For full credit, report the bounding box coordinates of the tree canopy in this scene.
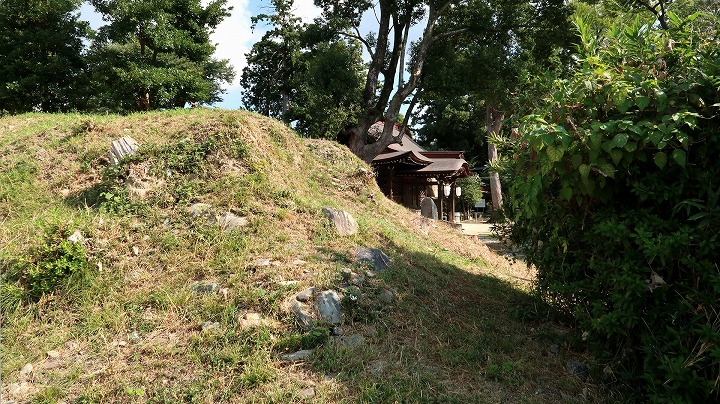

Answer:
[0,0,88,113]
[87,0,234,112]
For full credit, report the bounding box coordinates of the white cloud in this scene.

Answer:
[209,0,321,90]
[292,0,322,24]
[206,0,256,89]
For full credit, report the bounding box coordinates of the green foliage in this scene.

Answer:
[87,0,234,112]
[455,175,484,212]
[0,225,91,307]
[417,0,575,163]
[241,0,364,138]
[504,12,720,401]
[0,0,89,113]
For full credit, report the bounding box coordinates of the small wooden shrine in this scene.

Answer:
[370,123,471,222]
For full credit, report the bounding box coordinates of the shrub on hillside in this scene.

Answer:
[501,13,720,401]
[0,225,90,311]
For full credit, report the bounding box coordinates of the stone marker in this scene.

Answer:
[316,290,342,325]
[322,207,358,236]
[109,136,139,165]
[420,197,438,220]
[356,247,391,271]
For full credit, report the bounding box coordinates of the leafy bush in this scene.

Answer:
[502,13,720,401]
[0,225,91,308]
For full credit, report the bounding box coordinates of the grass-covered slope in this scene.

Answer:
[2,109,606,403]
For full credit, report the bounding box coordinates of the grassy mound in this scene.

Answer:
[1,109,609,402]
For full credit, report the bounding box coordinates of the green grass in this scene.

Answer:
[0,109,619,403]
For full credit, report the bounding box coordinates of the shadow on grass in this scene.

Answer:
[306,238,607,403]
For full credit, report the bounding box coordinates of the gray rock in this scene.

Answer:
[279,280,300,287]
[67,229,84,243]
[7,381,34,399]
[192,281,218,294]
[549,344,560,355]
[378,288,395,304]
[420,197,438,220]
[188,203,213,218]
[356,248,391,271]
[340,334,365,348]
[297,387,316,399]
[567,360,589,380]
[316,290,342,325]
[350,273,365,286]
[109,136,139,165]
[46,350,60,359]
[252,258,271,267]
[201,321,220,331]
[291,301,314,330]
[322,207,358,236]
[280,349,314,362]
[365,270,377,278]
[238,312,264,328]
[292,259,307,266]
[216,212,249,231]
[19,363,33,376]
[296,287,316,303]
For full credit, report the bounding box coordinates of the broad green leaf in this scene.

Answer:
[579,164,591,181]
[676,132,690,149]
[649,131,663,146]
[624,142,637,152]
[613,133,628,148]
[654,151,667,168]
[636,96,650,110]
[597,163,616,178]
[546,145,564,162]
[611,149,624,165]
[571,154,583,168]
[672,149,686,168]
[559,187,573,200]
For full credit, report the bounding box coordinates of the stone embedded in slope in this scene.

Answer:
[355,247,391,271]
[290,300,314,330]
[192,281,218,294]
[188,203,213,218]
[280,349,313,362]
[322,207,358,236]
[316,290,342,325]
[296,287,316,303]
[109,136,139,165]
[216,212,249,231]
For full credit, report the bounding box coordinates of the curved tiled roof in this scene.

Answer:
[371,123,471,179]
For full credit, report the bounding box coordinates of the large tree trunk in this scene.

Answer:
[486,105,503,215]
[338,1,458,164]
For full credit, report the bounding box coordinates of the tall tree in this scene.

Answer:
[417,0,574,212]
[241,0,365,138]
[241,0,303,120]
[323,0,456,163]
[87,0,234,112]
[0,0,88,113]
[289,37,365,138]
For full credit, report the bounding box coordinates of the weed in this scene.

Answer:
[5,224,92,302]
[487,360,517,382]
